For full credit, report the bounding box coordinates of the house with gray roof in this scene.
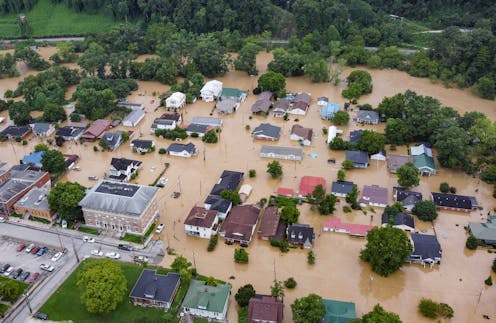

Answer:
[31,123,55,137]
[191,116,222,128]
[387,155,413,173]
[252,123,281,141]
[272,99,290,117]
[129,270,181,310]
[101,131,125,151]
[167,143,197,158]
[287,223,315,249]
[181,280,231,321]
[349,130,363,144]
[0,125,32,140]
[381,212,415,231]
[131,139,155,153]
[331,181,356,197]
[356,110,379,124]
[55,125,85,142]
[108,157,142,182]
[79,180,159,236]
[468,217,496,246]
[216,99,238,114]
[186,124,212,137]
[431,192,477,212]
[409,233,442,268]
[360,185,388,208]
[204,195,232,221]
[260,146,303,161]
[345,150,369,168]
[393,187,422,211]
[123,109,145,127]
[14,186,54,222]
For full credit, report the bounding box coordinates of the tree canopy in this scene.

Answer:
[258,71,286,98]
[396,162,419,188]
[235,284,256,307]
[47,182,86,222]
[280,205,300,224]
[41,149,67,175]
[291,293,326,323]
[412,200,438,222]
[267,160,283,178]
[353,304,402,323]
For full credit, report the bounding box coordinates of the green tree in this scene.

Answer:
[396,162,419,188]
[258,71,286,98]
[235,284,256,307]
[77,259,127,314]
[284,277,297,289]
[47,182,86,222]
[342,160,355,170]
[267,160,283,178]
[329,137,348,150]
[304,58,329,83]
[234,248,249,264]
[466,235,479,250]
[376,93,405,119]
[346,185,360,210]
[171,255,192,272]
[75,88,116,120]
[332,110,350,125]
[220,189,242,206]
[268,48,304,77]
[433,125,471,169]
[270,279,285,301]
[191,40,229,78]
[309,184,326,204]
[234,43,261,75]
[342,70,373,100]
[34,143,48,152]
[8,101,31,126]
[418,298,440,319]
[291,293,326,323]
[360,227,412,276]
[78,43,108,78]
[412,201,438,221]
[280,205,300,224]
[337,170,346,181]
[41,149,67,175]
[475,77,495,100]
[439,182,450,193]
[318,194,337,215]
[42,104,67,122]
[202,130,218,143]
[357,130,385,154]
[0,279,20,303]
[385,118,410,145]
[307,251,316,265]
[353,304,402,323]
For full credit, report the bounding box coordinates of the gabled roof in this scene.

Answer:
[388,155,413,173]
[412,154,436,171]
[381,212,415,229]
[298,176,326,196]
[252,123,281,139]
[32,123,52,134]
[468,221,496,242]
[411,233,442,260]
[123,109,145,124]
[167,143,197,154]
[323,217,374,237]
[82,119,110,139]
[129,270,180,303]
[186,123,211,134]
[184,206,218,228]
[290,124,312,141]
[361,185,388,205]
[317,96,329,103]
[258,91,272,101]
[22,151,44,166]
[321,103,339,117]
[204,195,232,213]
[251,99,272,113]
[322,299,356,323]
[220,204,260,241]
[260,146,303,158]
[210,170,244,196]
[216,99,237,112]
[221,88,246,99]
[287,223,315,245]
[160,113,181,121]
[1,125,31,138]
[410,144,433,157]
[101,131,123,148]
[394,187,422,204]
[431,192,475,210]
[258,206,280,238]
[292,93,311,105]
[191,116,222,127]
[276,187,294,196]
[345,150,369,164]
[357,110,379,122]
[56,126,85,138]
[110,157,142,171]
[131,139,154,150]
[273,99,290,111]
[331,181,355,195]
[182,280,230,314]
[290,101,308,112]
[248,295,283,323]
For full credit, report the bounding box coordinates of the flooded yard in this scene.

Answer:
[0,48,495,322]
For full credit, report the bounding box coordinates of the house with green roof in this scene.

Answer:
[220,88,248,102]
[181,279,231,321]
[468,217,496,246]
[321,299,357,323]
[412,154,436,176]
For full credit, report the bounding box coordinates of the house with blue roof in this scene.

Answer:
[22,151,45,168]
[321,103,340,120]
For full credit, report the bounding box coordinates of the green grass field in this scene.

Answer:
[0,0,120,38]
[39,260,168,323]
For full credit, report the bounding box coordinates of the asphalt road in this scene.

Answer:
[0,222,164,323]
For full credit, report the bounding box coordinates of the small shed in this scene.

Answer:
[166,92,186,110]
[239,184,252,202]
[200,80,223,102]
[123,109,145,127]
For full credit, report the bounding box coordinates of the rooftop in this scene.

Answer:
[0,168,48,203]
[381,212,415,229]
[258,206,280,238]
[252,123,281,139]
[191,116,222,127]
[291,124,313,141]
[361,185,388,205]
[184,206,218,228]
[298,176,326,196]
[110,158,142,172]
[411,233,442,260]
[260,146,303,158]
[345,150,369,164]
[220,204,260,242]
[431,192,475,210]
[248,295,283,323]
[331,181,355,195]
[182,280,231,313]
[14,186,51,211]
[323,217,374,237]
[129,270,180,303]
[210,170,244,196]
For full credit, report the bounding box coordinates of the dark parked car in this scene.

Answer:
[11,268,23,279]
[0,263,10,273]
[37,247,48,256]
[34,312,48,320]
[31,246,40,254]
[27,272,40,283]
[19,271,30,281]
[118,244,133,251]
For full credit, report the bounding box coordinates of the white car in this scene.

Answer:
[105,252,120,259]
[25,243,35,253]
[51,252,63,262]
[0,216,6,223]
[3,266,14,276]
[83,236,95,243]
[91,249,103,257]
[155,223,164,234]
[40,264,54,272]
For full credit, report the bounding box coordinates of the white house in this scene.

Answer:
[181,280,231,321]
[166,92,186,110]
[108,158,142,182]
[184,206,219,239]
[200,80,223,102]
[167,143,197,158]
[122,109,145,127]
[327,126,337,144]
[371,150,387,161]
[290,124,313,146]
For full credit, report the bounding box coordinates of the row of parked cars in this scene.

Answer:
[0,263,40,283]
[17,243,48,256]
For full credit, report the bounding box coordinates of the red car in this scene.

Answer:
[31,246,41,254]
[27,272,40,283]
[17,244,26,252]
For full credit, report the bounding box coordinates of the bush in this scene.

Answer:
[270,239,289,253]
[439,182,450,193]
[202,130,218,143]
[485,276,493,286]
[438,303,454,319]
[190,132,199,138]
[466,235,479,250]
[245,125,250,130]
[343,206,352,213]
[158,148,166,154]
[22,140,28,145]
[249,169,256,178]
[234,248,249,264]
[418,298,440,319]
[307,251,315,265]
[207,234,218,252]
[284,277,297,289]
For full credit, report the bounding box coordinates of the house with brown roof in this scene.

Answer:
[184,206,219,239]
[258,206,285,241]
[360,185,388,208]
[251,98,272,114]
[248,295,283,323]
[290,125,313,146]
[82,119,111,141]
[272,99,290,118]
[219,204,260,246]
[387,155,413,173]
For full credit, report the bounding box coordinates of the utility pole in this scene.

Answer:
[55,226,65,252]
[24,293,33,314]
[71,238,80,263]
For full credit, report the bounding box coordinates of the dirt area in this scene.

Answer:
[0,47,495,322]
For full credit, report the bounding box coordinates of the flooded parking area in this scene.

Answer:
[0,48,495,322]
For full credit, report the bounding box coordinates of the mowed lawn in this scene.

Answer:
[0,0,120,38]
[39,260,168,323]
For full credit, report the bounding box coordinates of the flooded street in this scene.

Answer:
[0,48,495,322]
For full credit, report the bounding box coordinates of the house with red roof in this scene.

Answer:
[82,119,111,141]
[323,217,375,237]
[257,206,286,241]
[276,187,294,197]
[248,295,283,323]
[298,176,326,197]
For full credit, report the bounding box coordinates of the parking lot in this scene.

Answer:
[0,236,66,283]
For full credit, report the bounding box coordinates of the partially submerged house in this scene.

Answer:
[393,187,422,211]
[356,110,379,124]
[321,299,357,323]
[431,192,477,212]
[410,144,436,175]
[129,270,180,310]
[287,223,315,249]
[191,116,222,128]
[219,204,261,245]
[216,99,238,114]
[220,88,247,102]
[381,212,415,231]
[123,109,145,127]
[239,184,252,202]
[349,130,363,144]
[165,92,186,110]
[184,206,219,239]
[345,150,369,168]
[248,295,284,323]
[387,155,413,173]
[0,125,32,140]
[290,125,313,146]
[131,139,155,153]
[272,99,290,118]
[298,176,326,197]
[260,146,303,161]
[151,113,182,132]
[108,157,142,182]
[323,217,374,237]
[204,195,232,221]
[317,96,329,106]
[55,125,85,142]
[101,131,125,151]
[252,123,281,141]
[321,103,339,120]
[82,119,111,142]
[257,206,284,241]
[252,93,273,114]
[360,185,388,208]
[200,80,223,102]
[167,143,197,158]
[287,93,311,115]
[371,150,387,161]
[210,170,244,196]
[468,217,496,246]
[409,233,442,268]
[186,124,212,137]
[181,280,231,321]
[331,181,355,198]
[31,123,55,137]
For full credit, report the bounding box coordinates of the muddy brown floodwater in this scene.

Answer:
[0,48,495,322]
